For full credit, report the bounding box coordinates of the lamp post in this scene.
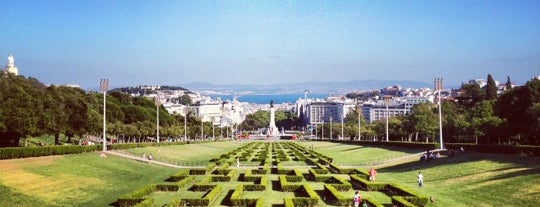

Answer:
[357,99,362,141]
[435,78,444,150]
[201,119,204,140]
[184,106,188,142]
[322,121,324,139]
[330,117,333,140]
[155,95,160,143]
[100,79,108,151]
[315,123,318,139]
[341,111,344,140]
[212,117,215,140]
[384,95,392,142]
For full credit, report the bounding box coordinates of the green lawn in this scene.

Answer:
[122,141,250,165]
[0,153,178,207]
[376,151,540,207]
[1,140,538,207]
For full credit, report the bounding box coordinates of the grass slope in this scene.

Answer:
[1,140,538,207]
[0,153,178,206]
[377,152,540,207]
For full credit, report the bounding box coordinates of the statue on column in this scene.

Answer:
[267,100,279,137]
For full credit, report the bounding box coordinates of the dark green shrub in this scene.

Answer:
[189,169,206,175]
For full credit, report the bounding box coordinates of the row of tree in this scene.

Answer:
[240,75,539,145]
[1,73,538,147]
[0,74,231,147]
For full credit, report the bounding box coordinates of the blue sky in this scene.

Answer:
[1,0,539,89]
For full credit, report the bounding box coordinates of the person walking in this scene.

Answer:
[353,191,361,207]
[148,154,153,164]
[142,152,147,163]
[417,171,424,187]
[369,167,377,182]
[236,157,240,168]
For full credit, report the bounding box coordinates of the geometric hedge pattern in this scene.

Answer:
[115,141,427,207]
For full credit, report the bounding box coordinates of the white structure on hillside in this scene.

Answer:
[4,54,18,75]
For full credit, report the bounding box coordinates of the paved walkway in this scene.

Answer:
[104,150,205,169]
[104,148,446,170]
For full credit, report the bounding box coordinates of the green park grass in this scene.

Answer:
[1,140,538,207]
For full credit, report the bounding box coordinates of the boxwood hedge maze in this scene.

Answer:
[115,141,428,207]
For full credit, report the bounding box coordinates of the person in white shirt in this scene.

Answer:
[417,171,424,187]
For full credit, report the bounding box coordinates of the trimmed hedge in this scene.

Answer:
[230,185,264,206]
[0,145,100,159]
[0,139,229,160]
[392,196,417,207]
[279,175,302,192]
[326,176,352,191]
[116,184,156,207]
[350,175,386,191]
[166,170,189,182]
[189,169,206,175]
[323,184,349,206]
[386,184,428,207]
[284,169,303,182]
[180,185,222,206]
[283,185,319,207]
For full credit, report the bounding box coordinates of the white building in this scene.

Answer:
[3,54,18,75]
[191,100,222,123]
[307,102,344,124]
[362,97,431,123]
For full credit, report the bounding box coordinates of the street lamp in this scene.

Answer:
[435,78,444,150]
[315,123,318,139]
[155,95,160,143]
[321,121,324,139]
[212,117,215,140]
[184,106,188,141]
[100,79,108,151]
[356,99,362,141]
[329,117,333,140]
[201,119,204,140]
[341,111,344,140]
[384,95,392,142]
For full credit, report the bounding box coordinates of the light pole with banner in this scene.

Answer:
[356,99,361,141]
[155,95,160,143]
[384,95,392,142]
[435,78,444,150]
[329,117,333,140]
[100,79,108,151]
[184,106,188,141]
[341,111,344,140]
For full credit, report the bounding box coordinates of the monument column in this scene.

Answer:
[268,100,279,137]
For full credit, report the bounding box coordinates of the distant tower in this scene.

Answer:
[4,54,19,75]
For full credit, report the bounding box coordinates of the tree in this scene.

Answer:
[496,79,540,144]
[179,94,192,105]
[0,75,46,147]
[485,74,498,100]
[239,111,269,130]
[409,103,438,142]
[457,83,485,108]
[440,102,469,143]
[469,100,502,144]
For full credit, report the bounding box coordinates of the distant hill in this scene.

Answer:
[181,79,432,94]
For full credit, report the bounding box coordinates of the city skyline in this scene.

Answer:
[1,0,539,89]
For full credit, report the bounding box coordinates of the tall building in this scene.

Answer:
[362,97,431,123]
[307,102,344,124]
[4,54,19,75]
